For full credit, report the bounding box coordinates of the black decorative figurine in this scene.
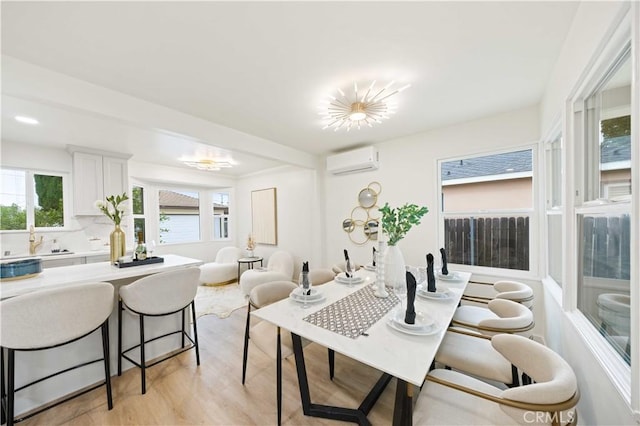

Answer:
[426,253,437,293]
[404,271,417,325]
[440,248,449,276]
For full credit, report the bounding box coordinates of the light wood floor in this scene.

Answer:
[15,306,400,425]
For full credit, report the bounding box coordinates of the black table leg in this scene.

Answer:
[392,379,413,426]
[291,333,393,426]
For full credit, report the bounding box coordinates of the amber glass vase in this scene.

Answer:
[110,224,126,264]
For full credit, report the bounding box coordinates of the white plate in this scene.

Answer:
[290,293,326,304]
[290,288,322,300]
[335,274,364,285]
[364,264,376,271]
[386,318,442,336]
[417,289,451,300]
[437,271,460,281]
[392,309,434,331]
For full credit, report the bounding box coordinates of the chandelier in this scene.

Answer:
[320,81,410,131]
[183,159,233,171]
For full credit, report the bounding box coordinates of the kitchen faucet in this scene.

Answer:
[29,225,44,255]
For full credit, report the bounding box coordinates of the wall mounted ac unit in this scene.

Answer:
[326,146,379,175]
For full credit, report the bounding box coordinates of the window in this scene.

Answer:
[212,191,230,239]
[545,134,564,285]
[158,189,200,244]
[439,148,534,271]
[132,185,146,242]
[0,168,66,230]
[575,46,631,366]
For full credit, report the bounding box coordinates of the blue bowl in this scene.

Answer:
[1,258,43,280]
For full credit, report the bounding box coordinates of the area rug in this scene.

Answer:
[195,284,247,319]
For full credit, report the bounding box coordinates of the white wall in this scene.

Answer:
[323,105,540,270]
[236,165,324,278]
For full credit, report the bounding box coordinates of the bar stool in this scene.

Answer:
[1,282,114,426]
[117,267,201,394]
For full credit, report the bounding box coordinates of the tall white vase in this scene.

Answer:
[384,244,406,295]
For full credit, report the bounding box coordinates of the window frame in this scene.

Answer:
[564,11,637,410]
[0,167,71,232]
[437,144,539,279]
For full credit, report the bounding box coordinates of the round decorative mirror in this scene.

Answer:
[364,219,379,239]
[342,218,355,233]
[358,188,377,208]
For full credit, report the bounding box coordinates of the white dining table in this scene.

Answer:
[252,268,471,425]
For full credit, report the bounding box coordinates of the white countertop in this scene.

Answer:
[1,249,113,262]
[0,254,203,299]
[253,269,471,387]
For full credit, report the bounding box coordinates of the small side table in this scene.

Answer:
[238,257,264,282]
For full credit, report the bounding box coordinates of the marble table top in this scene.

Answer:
[253,268,470,386]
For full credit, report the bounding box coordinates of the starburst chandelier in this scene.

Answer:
[320,80,410,131]
[183,159,233,171]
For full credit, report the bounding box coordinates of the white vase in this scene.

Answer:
[384,244,406,295]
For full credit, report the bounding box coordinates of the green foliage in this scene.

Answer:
[34,175,63,211]
[159,212,170,244]
[601,115,630,139]
[379,202,429,246]
[0,204,27,230]
[132,186,144,214]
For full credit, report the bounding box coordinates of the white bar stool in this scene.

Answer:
[117,267,201,394]
[1,282,114,426]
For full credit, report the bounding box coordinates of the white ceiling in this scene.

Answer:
[1,1,579,175]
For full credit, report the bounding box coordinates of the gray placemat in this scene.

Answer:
[303,284,400,339]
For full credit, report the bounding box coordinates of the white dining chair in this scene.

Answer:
[117,267,201,394]
[435,328,520,387]
[242,280,299,426]
[462,280,534,309]
[1,282,114,426]
[451,298,535,337]
[416,334,579,425]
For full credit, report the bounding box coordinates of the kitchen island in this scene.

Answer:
[1,254,203,417]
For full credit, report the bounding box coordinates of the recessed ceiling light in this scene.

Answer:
[15,116,39,125]
[506,168,515,172]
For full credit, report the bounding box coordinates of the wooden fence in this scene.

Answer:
[581,214,631,280]
[444,216,529,271]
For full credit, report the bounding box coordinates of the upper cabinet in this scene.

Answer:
[67,145,131,215]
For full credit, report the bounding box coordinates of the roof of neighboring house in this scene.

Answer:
[158,190,229,209]
[442,149,532,181]
[159,190,199,208]
[601,135,631,164]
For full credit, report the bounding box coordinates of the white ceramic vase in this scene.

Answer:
[384,244,406,295]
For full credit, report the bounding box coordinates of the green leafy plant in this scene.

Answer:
[379,202,429,246]
[95,192,129,225]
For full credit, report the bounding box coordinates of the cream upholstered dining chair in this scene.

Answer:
[118,267,201,394]
[331,261,362,275]
[416,334,580,425]
[435,328,520,387]
[239,250,294,296]
[462,280,534,309]
[451,298,535,337]
[1,282,114,426]
[199,246,242,285]
[308,268,336,285]
[242,280,301,426]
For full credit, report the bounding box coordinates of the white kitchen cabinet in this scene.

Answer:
[68,146,131,215]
